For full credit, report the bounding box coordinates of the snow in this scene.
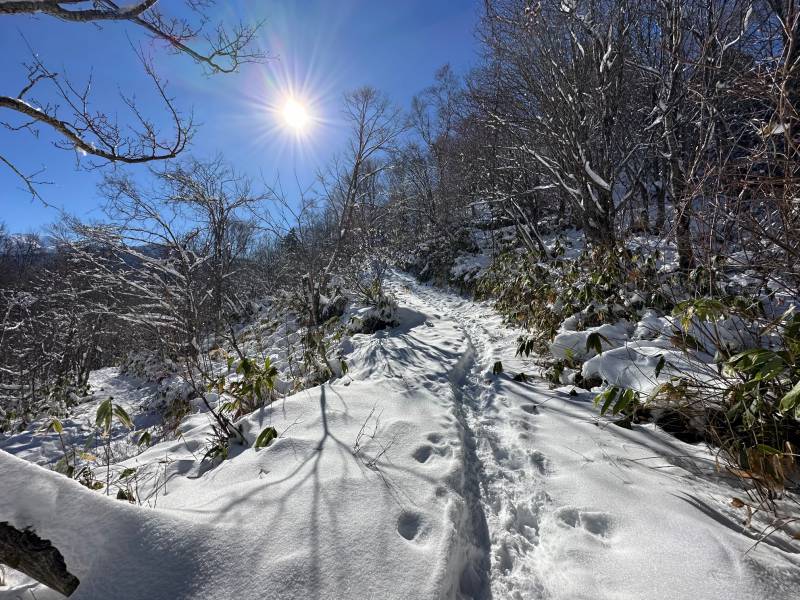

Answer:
[581,340,689,395]
[0,367,165,470]
[2,272,799,599]
[451,253,491,284]
[631,309,675,340]
[583,160,611,191]
[549,321,631,361]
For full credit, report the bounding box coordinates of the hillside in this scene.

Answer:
[2,273,798,599]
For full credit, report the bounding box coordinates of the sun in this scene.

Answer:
[282,98,310,131]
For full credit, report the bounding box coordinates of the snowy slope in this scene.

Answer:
[0,367,162,467]
[2,272,800,599]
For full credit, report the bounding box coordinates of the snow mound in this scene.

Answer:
[581,341,689,395]
[550,321,631,361]
[0,277,485,600]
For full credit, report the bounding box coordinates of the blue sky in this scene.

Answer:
[0,1,480,232]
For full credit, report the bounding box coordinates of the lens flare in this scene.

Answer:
[282,99,310,131]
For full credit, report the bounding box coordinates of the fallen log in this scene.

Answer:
[0,522,79,596]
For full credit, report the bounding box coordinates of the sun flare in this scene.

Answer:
[282,99,310,131]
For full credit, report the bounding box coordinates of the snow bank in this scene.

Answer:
[450,253,491,284]
[0,451,232,600]
[1,277,485,600]
[631,309,675,340]
[549,321,631,361]
[581,341,688,394]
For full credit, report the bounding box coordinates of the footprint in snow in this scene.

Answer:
[412,442,449,463]
[529,450,550,475]
[397,510,430,542]
[413,445,434,463]
[554,507,613,538]
[509,418,532,431]
[427,432,445,444]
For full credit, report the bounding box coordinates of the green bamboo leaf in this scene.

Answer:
[779,380,800,413]
[597,387,619,416]
[585,331,607,355]
[51,417,63,434]
[96,398,113,433]
[613,389,637,415]
[113,405,134,429]
[118,467,137,480]
[254,426,278,449]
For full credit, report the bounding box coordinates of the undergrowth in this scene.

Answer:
[479,240,800,519]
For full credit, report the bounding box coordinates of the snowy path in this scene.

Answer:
[390,275,560,598]
[2,273,800,600]
[388,274,800,600]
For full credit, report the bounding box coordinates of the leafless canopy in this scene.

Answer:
[0,0,266,200]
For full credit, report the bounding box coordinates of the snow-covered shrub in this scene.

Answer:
[349,291,399,335]
[321,293,348,322]
[404,229,478,285]
[592,297,800,498]
[120,350,191,405]
[119,350,179,382]
[480,242,668,355]
[450,252,491,290]
[118,350,197,441]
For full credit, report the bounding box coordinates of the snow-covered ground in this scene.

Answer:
[2,273,799,599]
[0,368,162,468]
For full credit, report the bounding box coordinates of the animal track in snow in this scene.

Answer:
[413,445,434,463]
[413,442,448,463]
[397,510,429,542]
[554,507,613,538]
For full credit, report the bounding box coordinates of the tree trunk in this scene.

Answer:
[582,189,616,248]
[0,522,80,596]
[655,181,666,232]
[676,200,694,271]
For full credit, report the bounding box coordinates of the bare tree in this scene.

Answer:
[307,87,405,324]
[479,0,649,248]
[402,65,468,240]
[154,157,262,335]
[1,0,265,199]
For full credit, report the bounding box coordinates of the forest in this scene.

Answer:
[0,1,799,599]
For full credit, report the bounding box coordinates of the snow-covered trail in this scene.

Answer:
[2,273,800,600]
[388,273,800,600]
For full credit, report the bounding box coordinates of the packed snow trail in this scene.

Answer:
[2,272,800,599]
[387,273,800,600]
